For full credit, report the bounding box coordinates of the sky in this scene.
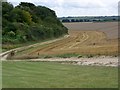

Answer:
[7,0,119,17]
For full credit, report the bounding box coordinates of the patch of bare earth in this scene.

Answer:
[10,56,118,67]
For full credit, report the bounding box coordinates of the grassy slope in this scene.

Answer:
[2,61,118,88]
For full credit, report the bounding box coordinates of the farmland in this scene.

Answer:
[63,22,118,39]
[1,1,119,89]
[2,22,118,88]
[13,22,118,59]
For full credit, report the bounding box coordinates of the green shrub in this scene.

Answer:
[56,53,80,58]
[77,55,83,58]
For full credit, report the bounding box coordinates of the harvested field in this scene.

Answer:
[63,22,118,39]
[13,22,118,58]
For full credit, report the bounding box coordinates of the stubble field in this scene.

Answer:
[14,22,118,58]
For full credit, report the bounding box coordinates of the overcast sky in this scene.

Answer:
[8,0,119,17]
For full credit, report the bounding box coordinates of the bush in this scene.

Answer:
[56,53,80,58]
[7,31,16,37]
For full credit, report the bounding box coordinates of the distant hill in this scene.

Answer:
[2,2,68,44]
[59,16,118,23]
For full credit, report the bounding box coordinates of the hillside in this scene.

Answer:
[2,2,68,45]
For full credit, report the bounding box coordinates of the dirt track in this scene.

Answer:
[32,56,118,67]
[5,56,118,67]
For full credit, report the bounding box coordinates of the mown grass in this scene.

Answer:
[2,61,118,88]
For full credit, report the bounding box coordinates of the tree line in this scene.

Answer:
[2,2,68,44]
[60,16,118,23]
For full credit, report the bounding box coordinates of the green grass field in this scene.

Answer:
[2,61,118,88]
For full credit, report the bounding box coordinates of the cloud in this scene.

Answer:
[8,0,119,17]
[62,0,106,8]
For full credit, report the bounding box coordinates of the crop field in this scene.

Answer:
[2,61,118,88]
[63,22,118,39]
[13,22,118,59]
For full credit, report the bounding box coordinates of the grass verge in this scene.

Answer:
[11,53,94,59]
[2,35,66,52]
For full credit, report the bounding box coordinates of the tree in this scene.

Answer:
[2,2,13,15]
[62,19,70,22]
[22,10,32,24]
[2,2,13,21]
[10,8,32,24]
